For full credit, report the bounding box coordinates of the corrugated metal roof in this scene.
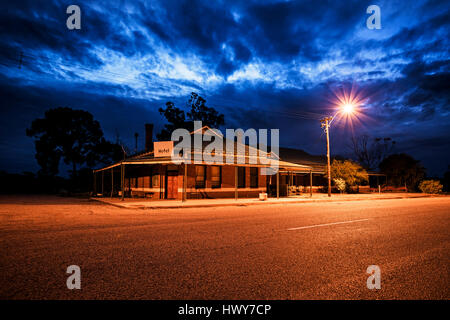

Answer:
[94,126,316,173]
[278,147,327,173]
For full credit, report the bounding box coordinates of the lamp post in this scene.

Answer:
[320,116,333,197]
[321,103,355,197]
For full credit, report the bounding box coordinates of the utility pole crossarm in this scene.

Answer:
[320,116,333,130]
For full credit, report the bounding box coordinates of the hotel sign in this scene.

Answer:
[154,141,174,157]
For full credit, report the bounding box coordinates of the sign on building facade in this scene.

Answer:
[154,141,174,157]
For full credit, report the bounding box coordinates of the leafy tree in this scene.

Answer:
[93,139,124,164]
[350,135,395,170]
[419,180,443,194]
[157,92,225,140]
[329,159,369,188]
[157,101,190,141]
[27,107,122,177]
[379,153,425,191]
[187,92,225,128]
[33,137,61,177]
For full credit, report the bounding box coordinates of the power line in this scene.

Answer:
[0,47,333,124]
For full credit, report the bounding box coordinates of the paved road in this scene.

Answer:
[0,195,448,299]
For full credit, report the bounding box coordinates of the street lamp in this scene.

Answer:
[321,102,356,197]
[342,103,354,114]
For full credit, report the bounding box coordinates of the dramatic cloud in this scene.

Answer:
[0,0,449,176]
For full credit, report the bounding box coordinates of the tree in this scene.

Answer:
[329,160,369,190]
[27,107,121,177]
[157,101,190,141]
[92,139,124,164]
[379,153,425,191]
[187,92,225,128]
[157,92,225,140]
[419,180,443,194]
[350,135,395,170]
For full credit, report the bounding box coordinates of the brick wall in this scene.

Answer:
[125,164,269,200]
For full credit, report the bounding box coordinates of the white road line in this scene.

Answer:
[287,218,370,231]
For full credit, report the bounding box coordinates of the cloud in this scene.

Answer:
[0,0,449,176]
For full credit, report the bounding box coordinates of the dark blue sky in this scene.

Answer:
[0,0,449,176]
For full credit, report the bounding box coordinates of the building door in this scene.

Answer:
[166,171,178,199]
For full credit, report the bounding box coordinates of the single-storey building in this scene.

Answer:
[277,147,388,193]
[275,147,327,196]
[93,124,324,200]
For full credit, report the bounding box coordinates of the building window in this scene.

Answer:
[195,165,206,188]
[150,167,159,187]
[151,174,159,187]
[211,166,221,188]
[250,167,258,188]
[238,167,246,188]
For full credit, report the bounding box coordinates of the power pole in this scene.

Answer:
[321,117,333,197]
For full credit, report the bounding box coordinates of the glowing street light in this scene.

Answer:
[343,103,355,114]
[321,99,358,197]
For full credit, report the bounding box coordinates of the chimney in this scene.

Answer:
[145,123,154,152]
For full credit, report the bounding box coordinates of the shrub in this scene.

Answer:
[334,178,346,194]
[418,180,443,194]
[329,160,369,187]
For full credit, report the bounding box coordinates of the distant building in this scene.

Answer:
[276,147,327,196]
